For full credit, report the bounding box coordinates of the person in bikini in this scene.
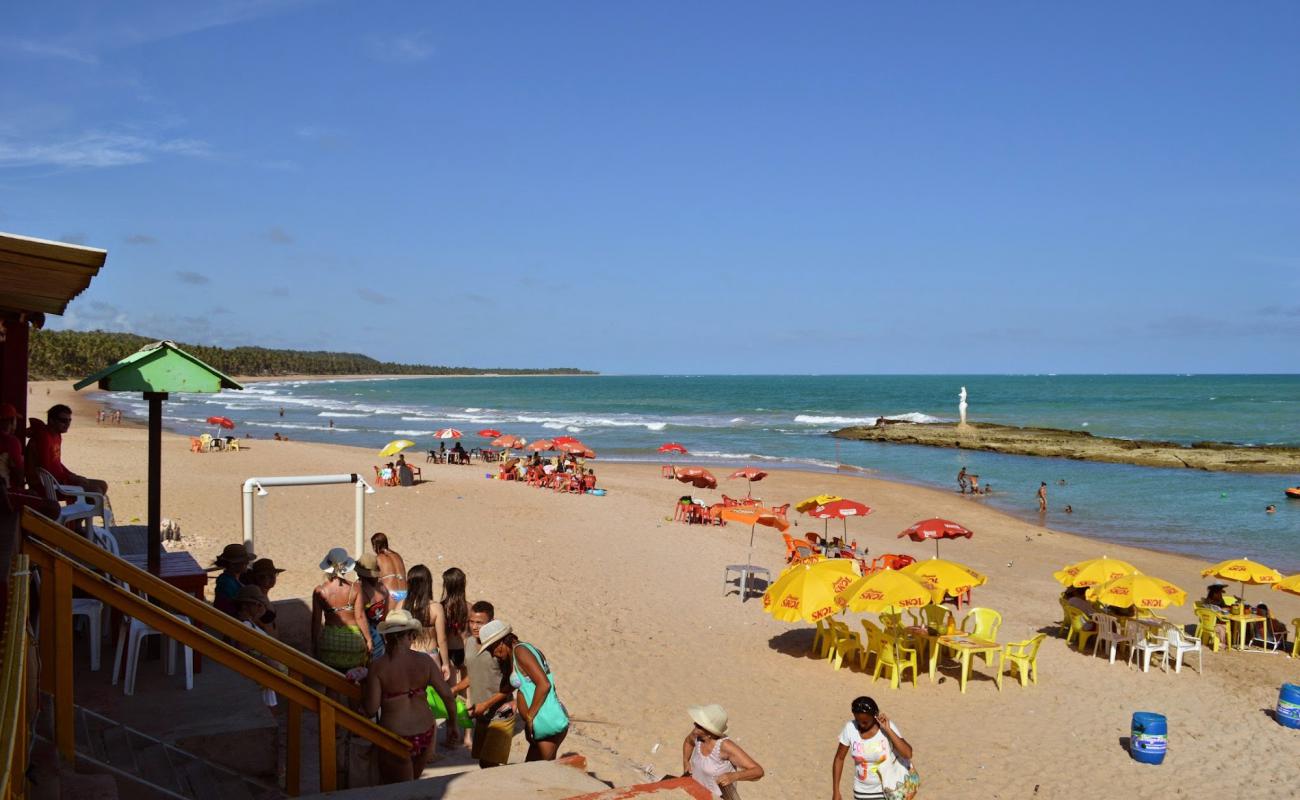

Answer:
[312,548,367,674]
[363,609,457,783]
[371,532,409,610]
[352,553,392,660]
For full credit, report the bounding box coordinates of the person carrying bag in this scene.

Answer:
[831,696,920,800]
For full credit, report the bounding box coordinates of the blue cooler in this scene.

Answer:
[1130,712,1167,764]
[1278,684,1300,729]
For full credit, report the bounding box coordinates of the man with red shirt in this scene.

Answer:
[25,404,108,497]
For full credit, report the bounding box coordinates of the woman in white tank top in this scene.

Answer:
[680,704,764,798]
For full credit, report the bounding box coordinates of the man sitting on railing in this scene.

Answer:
[25,404,109,499]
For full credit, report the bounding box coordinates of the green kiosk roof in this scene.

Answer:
[73,340,244,394]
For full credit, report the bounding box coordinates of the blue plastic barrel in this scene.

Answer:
[1278,684,1300,729]
[1130,712,1167,764]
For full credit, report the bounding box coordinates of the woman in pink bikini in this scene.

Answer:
[363,610,457,783]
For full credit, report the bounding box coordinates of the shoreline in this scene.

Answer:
[833,420,1300,474]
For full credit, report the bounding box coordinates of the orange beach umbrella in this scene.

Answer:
[807,498,872,540]
[721,506,792,596]
[492,435,525,449]
[675,467,717,490]
[899,518,973,558]
[477,428,502,438]
[526,439,555,452]
[728,467,768,498]
[432,428,463,439]
[659,442,689,455]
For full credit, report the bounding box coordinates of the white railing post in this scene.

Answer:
[241,474,373,557]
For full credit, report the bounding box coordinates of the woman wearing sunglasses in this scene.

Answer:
[832,696,914,800]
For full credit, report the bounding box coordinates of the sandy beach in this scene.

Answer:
[35,380,1300,798]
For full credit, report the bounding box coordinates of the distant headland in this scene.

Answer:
[832,420,1300,473]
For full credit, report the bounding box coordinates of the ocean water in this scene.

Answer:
[112,374,1300,571]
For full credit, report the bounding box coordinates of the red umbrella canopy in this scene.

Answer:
[808,499,872,519]
[526,439,556,452]
[478,428,503,438]
[719,506,791,532]
[728,467,769,482]
[675,467,717,490]
[558,441,595,457]
[658,442,689,455]
[492,435,526,448]
[206,416,235,429]
[899,518,974,557]
[551,436,581,447]
[433,428,463,439]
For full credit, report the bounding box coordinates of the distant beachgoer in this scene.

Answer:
[1037,482,1048,513]
[479,620,570,761]
[1265,505,1276,513]
[831,696,913,800]
[681,704,764,798]
[352,553,391,659]
[371,532,408,610]
[363,609,457,783]
[211,543,254,615]
[1064,505,1073,514]
[1063,587,1096,631]
[455,600,514,767]
[956,467,967,494]
[442,568,470,684]
[312,548,366,673]
[397,454,414,486]
[982,483,991,495]
[328,418,334,429]
[273,432,283,441]
[439,442,447,462]
[968,474,979,494]
[279,406,284,417]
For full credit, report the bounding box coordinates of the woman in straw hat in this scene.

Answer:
[363,609,457,783]
[210,543,254,615]
[680,704,764,798]
[479,620,569,762]
[312,548,367,673]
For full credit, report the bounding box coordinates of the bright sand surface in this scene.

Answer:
[35,380,1300,797]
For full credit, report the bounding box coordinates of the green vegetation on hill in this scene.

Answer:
[29,329,595,379]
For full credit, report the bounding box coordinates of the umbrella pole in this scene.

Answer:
[145,391,167,575]
[935,539,940,559]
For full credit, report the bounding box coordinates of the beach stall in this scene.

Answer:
[74,341,243,574]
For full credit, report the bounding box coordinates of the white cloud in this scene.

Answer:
[0,36,97,64]
[0,131,212,169]
[364,31,435,64]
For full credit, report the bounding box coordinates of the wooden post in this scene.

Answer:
[52,557,73,761]
[145,392,167,575]
[317,702,337,793]
[285,671,301,796]
[37,554,54,695]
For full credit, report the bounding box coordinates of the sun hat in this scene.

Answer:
[248,557,286,576]
[235,584,269,606]
[319,547,355,575]
[354,552,381,578]
[211,543,255,568]
[688,704,729,737]
[376,609,422,636]
[477,619,512,654]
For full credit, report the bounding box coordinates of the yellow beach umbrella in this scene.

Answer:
[761,558,860,623]
[901,557,987,600]
[1201,557,1282,602]
[1053,556,1138,588]
[835,568,942,614]
[1271,573,1300,598]
[795,494,842,514]
[378,439,415,457]
[1086,573,1187,611]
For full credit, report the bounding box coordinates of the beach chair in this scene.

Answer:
[960,608,1002,664]
[1056,597,1072,637]
[199,433,213,451]
[1246,617,1285,652]
[771,503,790,520]
[189,436,203,453]
[828,623,867,672]
[858,620,882,671]
[1064,607,1096,653]
[878,611,905,632]
[997,634,1047,690]
[869,629,918,689]
[811,619,834,659]
[920,603,954,634]
[1292,619,1300,659]
[38,469,114,530]
[1192,608,1223,652]
[1127,621,1169,672]
[226,438,240,452]
[661,465,674,479]
[1162,624,1203,674]
[1091,614,1134,665]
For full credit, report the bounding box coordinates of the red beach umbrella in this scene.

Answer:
[658,442,689,455]
[527,439,556,452]
[899,518,974,558]
[432,428,463,439]
[206,416,235,429]
[552,436,581,447]
[675,467,717,490]
[558,441,595,457]
[492,435,525,449]
[478,428,503,438]
[728,467,769,498]
[808,498,873,540]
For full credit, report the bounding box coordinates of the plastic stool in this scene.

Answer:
[71,598,104,671]
[112,614,194,695]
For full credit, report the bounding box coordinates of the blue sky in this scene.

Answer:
[3,1,1298,373]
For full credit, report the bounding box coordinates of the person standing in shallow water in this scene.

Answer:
[956,467,968,494]
[1037,482,1048,513]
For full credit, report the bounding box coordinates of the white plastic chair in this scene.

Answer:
[71,598,104,671]
[1127,621,1169,673]
[37,469,115,529]
[1247,619,1285,653]
[1091,614,1134,664]
[111,598,194,696]
[1163,625,1203,674]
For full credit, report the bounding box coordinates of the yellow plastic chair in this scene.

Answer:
[198,433,213,452]
[811,619,833,658]
[921,603,955,634]
[878,611,904,632]
[998,633,1047,690]
[227,438,241,452]
[868,629,918,689]
[1057,596,1072,637]
[960,607,1002,664]
[1193,608,1223,652]
[1291,619,1299,659]
[858,619,882,672]
[829,624,867,672]
[823,620,850,662]
[1064,607,1096,653]
[1134,607,1166,621]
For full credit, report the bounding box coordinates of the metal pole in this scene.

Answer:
[145,391,167,574]
[242,482,256,554]
[354,479,365,558]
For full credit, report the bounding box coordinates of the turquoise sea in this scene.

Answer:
[115,374,1300,571]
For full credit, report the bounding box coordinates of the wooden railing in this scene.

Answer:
[1,554,33,800]
[17,509,409,795]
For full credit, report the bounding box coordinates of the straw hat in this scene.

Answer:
[211,543,255,568]
[477,620,512,654]
[319,547,355,575]
[248,558,286,576]
[688,704,729,737]
[354,552,381,578]
[235,584,269,606]
[376,609,422,636]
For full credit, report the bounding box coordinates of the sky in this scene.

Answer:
[3,1,1298,374]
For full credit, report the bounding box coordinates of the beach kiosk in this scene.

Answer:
[74,341,243,574]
